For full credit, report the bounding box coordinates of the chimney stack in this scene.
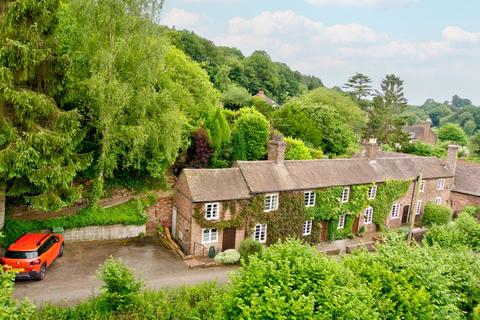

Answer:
[446,144,459,174]
[365,137,377,160]
[268,135,287,165]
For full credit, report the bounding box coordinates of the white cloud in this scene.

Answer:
[161,8,201,28]
[324,23,388,43]
[339,40,450,59]
[307,0,417,6]
[442,26,480,43]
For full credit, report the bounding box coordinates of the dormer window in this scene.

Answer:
[205,203,219,220]
[341,187,350,203]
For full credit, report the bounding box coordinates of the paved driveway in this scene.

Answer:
[13,237,236,305]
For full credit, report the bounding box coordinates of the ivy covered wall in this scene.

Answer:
[192,180,410,244]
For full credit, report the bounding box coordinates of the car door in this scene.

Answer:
[41,237,56,266]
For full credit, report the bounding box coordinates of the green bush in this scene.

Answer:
[4,198,151,245]
[214,249,241,264]
[238,238,264,264]
[1,240,36,319]
[425,213,480,250]
[422,203,452,227]
[463,205,480,219]
[98,257,144,312]
[284,136,313,160]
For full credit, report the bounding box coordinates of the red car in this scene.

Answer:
[1,233,64,280]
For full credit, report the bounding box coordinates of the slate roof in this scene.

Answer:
[452,162,480,196]
[237,157,453,194]
[181,168,251,202]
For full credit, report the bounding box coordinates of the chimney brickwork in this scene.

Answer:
[446,144,460,175]
[268,135,287,165]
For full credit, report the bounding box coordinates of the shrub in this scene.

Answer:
[214,249,241,264]
[238,238,264,264]
[284,137,313,160]
[463,205,480,219]
[233,108,270,161]
[425,213,480,250]
[97,257,144,312]
[422,203,452,227]
[1,242,36,319]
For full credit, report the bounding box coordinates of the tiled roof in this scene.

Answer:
[181,168,251,202]
[452,162,480,196]
[236,158,452,193]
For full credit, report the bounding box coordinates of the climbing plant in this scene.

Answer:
[369,180,409,231]
[192,180,409,243]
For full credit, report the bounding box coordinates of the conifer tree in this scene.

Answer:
[0,0,90,220]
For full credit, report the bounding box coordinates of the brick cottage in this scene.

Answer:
[172,135,466,256]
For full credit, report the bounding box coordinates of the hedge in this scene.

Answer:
[3,197,153,245]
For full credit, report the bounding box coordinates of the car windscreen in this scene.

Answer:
[4,251,38,259]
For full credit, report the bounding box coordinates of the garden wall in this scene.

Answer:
[63,224,146,242]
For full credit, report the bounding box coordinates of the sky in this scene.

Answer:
[160,0,480,105]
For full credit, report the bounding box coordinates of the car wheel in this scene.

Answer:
[58,243,64,257]
[37,264,46,281]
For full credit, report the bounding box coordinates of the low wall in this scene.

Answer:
[63,224,146,242]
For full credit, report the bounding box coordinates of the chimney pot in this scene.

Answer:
[268,135,287,165]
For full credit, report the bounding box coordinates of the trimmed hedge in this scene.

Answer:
[422,203,452,227]
[3,197,153,245]
[214,249,241,264]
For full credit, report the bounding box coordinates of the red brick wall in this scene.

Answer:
[451,192,480,213]
[146,194,173,234]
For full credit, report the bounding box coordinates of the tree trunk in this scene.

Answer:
[0,180,6,230]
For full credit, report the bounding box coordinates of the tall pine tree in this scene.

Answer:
[0,0,89,221]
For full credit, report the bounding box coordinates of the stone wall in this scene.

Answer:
[63,224,146,242]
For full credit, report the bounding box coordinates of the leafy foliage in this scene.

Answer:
[186,127,213,168]
[402,141,446,157]
[438,123,468,145]
[224,239,378,319]
[220,85,252,110]
[214,249,241,264]
[232,108,269,161]
[98,257,144,312]
[0,0,90,211]
[425,212,480,250]
[3,198,151,245]
[238,238,264,265]
[422,203,453,227]
[284,137,314,160]
[343,72,372,101]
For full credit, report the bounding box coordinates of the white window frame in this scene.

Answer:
[337,215,346,229]
[437,178,445,191]
[415,200,422,215]
[364,206,373,224]
[204,202,220,220]
[253,224,267,243]
[341,187,350,203]
[420,180,425,193]
[368,185,377,199]
[304,191,316,207]
[303,220,313,235]
[264,193,279,212]
[201,228,218,244]
[435,197,442,205]
[391,204,401,219]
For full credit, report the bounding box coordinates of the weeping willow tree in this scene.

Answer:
[58,0,220,202]
[0,0,90,221]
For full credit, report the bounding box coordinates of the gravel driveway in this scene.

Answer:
[13,237,236,305]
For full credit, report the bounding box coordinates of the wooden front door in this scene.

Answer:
[321,221,328,241]
[222,228,236,250]
[401,205,410,225]
[352,216,360,234]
